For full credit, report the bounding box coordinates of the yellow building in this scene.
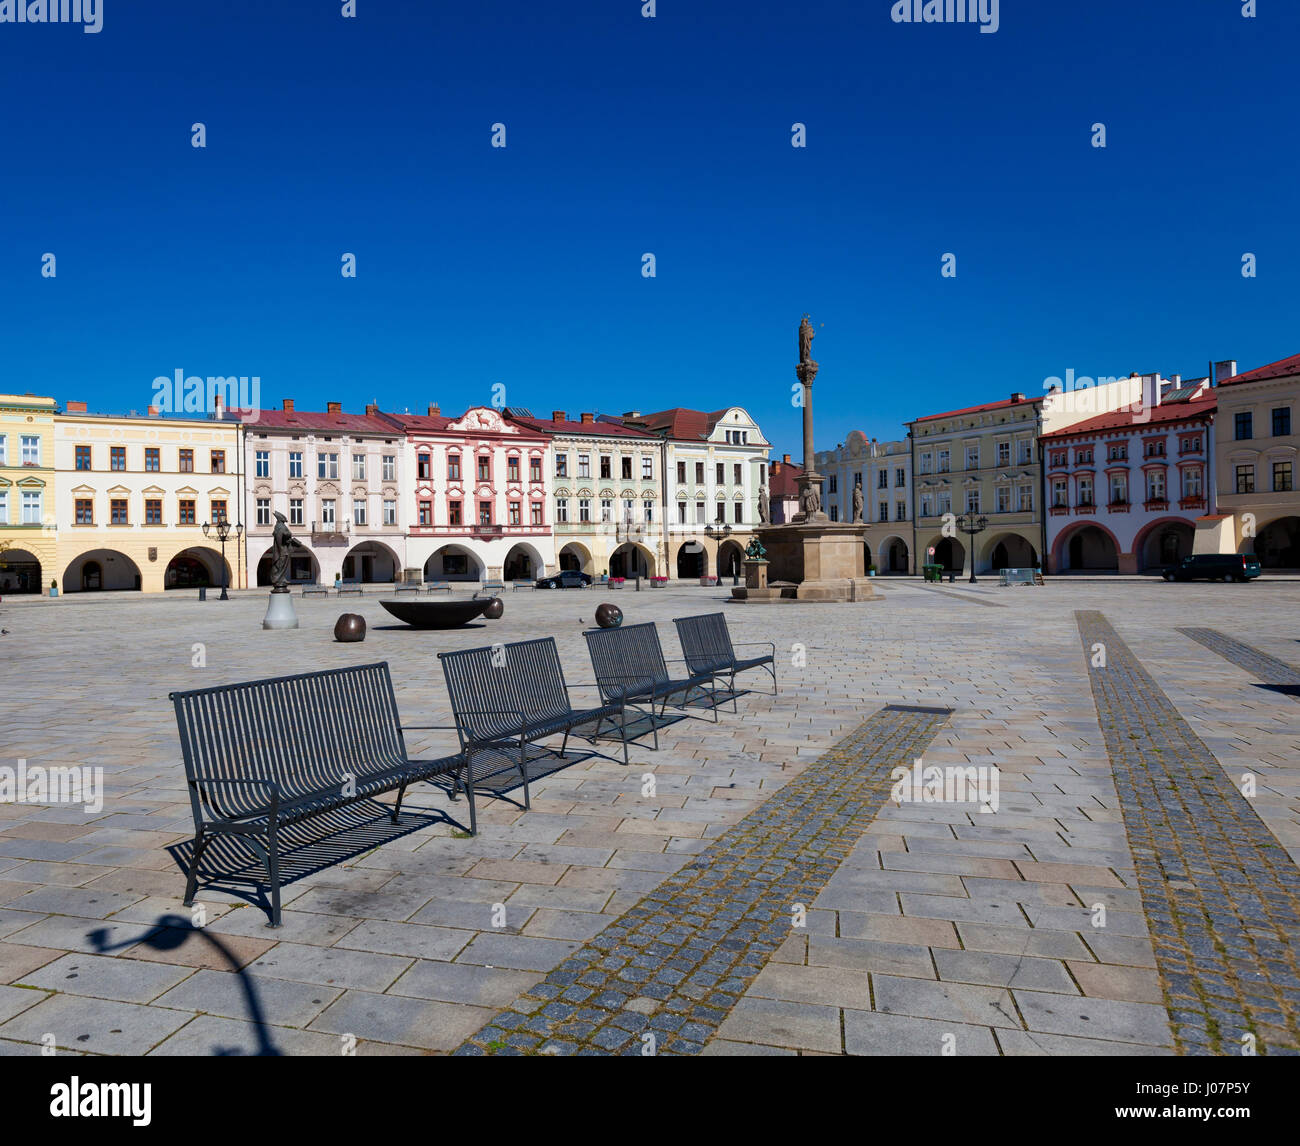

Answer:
[0,394,59,594]
[54,402,245,593]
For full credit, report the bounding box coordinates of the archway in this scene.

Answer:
[930,537,965,574]
[609,543,653,579]
[165,547,229,590]
[0,547,42,594]
[880,535,909,574]
[1135,520,1194,572]
[424,545,483,583]
[342,541,400,584]
[503,543,545,582]
[676,542,707,579]
[63,549,142,593]
[863,542,873,572]
[717,541,745,579]
[984,533,1037,572]
[256,544,320,586]
[559,542,592,575]
[1058,524,1118,572]
[1253,516,1300,569]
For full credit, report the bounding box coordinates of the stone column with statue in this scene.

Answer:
[262,511,305,629]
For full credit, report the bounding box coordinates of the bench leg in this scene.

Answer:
[620,704,630,765]
[462,754,477,836]
[730,670,740,713]
[519,734,531,810]
[182,828,210,906]
[265,823,282,928]
[391,782,407,824]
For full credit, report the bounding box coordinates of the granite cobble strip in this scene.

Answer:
[1077,610,1300,1055]
[453,705,953,1055]
[1176,627,1300,690]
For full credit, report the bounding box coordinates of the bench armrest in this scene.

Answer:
[400,724,460,731]
[733,641,777,655]
[189,776,281,823]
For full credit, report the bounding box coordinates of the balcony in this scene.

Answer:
[310,519,348,544]
[470,523,503,538]
[1178,495,1206,511]
[1107,499,1130,513]
[1143,498,1169,512]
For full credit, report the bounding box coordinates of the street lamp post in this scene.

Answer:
[202,518,243,601]
[955,513,989,583]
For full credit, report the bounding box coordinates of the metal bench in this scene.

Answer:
[438,637,633,818]
[169,662,469,926]
[584,622,720,748]
[475,581,507,598]
[673,612,778,710]
[425,581,452,594]
[337,579,364,597]
[511,580,537,592]
[301,583,329,597]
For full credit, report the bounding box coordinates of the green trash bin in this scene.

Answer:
[922,563,944,583]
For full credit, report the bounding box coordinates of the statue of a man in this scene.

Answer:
[269,511,305,591]
[802,483,821,515]
[757,483,769,523]
[799,314,815,365]
[852,483,864,523]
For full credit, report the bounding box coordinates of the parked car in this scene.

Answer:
[1162,554,1262,582]
[535,569,592,589]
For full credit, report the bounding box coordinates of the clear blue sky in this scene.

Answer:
[1,1,1296,460]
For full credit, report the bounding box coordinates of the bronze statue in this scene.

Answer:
[799,314,815,365]
[745,536,767,560]
[269,511,306,592]
[852,483,864,523]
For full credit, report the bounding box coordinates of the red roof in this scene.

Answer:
[380,412,457,432]
[913,395,1043,424]
[1219,352,1300,386]
[768,460,803,498]
[1040,394,1216,441]
[249,408,402,434]
[508,414,658,439]
[618,408,729,440]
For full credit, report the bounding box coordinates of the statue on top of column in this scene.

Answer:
[799,314,815,365]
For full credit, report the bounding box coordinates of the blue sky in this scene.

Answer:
[1,0,1296,459]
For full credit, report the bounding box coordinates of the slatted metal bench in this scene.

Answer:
[337,579,364,596]
[673,612,778,710]
[169,662,469,926]
[425,581,452,594]
[511,580,537,592]
[475,581,507,598]
[301,583,329,597]
[584,622,720,749]
[438,637,632,818]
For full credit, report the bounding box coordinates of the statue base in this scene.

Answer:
[262,589,300,630]
[739,521,880,603]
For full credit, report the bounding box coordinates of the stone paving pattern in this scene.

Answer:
[1078,610,1300,1055]
[1177,627,1300,689]
[0,578,1297,1054]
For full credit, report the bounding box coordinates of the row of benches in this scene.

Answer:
[168,613,777,925]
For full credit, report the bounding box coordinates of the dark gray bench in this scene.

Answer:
[438,638,632,817]
[673,612,777,710]
[395,583,423,595]
[169,662,468,926]
[511,580,537,592]
[475,581,507,598]
[425,581,452,594]
[584,622,720,749]
[301,583,329,597]
[337,579,364,596]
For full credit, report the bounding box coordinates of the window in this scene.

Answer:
[937,449,950,473]
[1236,465,1255,494]
[1273,408,1292,437]
[920,494,933,517]
[110,498,128,525]
[530,457,542,482]
[478,502,494,527]
[879,501,889,522]
[1077,448,1093,465]
[1078,478,1093,506]
[919,452,932,475]
[555,453,568,478]
[964,490,980,514]
[288,451,303,478]
[1146,471,1166,501]
[601,498,612,523]
[1051,450,1066,468]
[896,467,906,487]
[1274,461,1294,492]
[677,500,687,524]
[997,441,1010,465]
[578,454,591,478]
[288,498,303,526]
[965,445,979,470]
[1181,436,1202,455]
[1235,412,1253,441]
[110,446,126,471]
[145,498,163,525]
[676,460,686,484]
[0,435,5,464]
[352,454,366,481]
[256,498,271,526]
[75,444,91,470]
[447,454,460,480]
[599,455,612,480]
[448,500,462,526]
[695,461,705,485]
[531,503,543,526]
[508,502,521,526]
[716,462,726,486]
[383,499,396,525]
[320,499,335,527]
[21,435,40,466]
[21,491,41,524]
[556,498,569,523]
[643,499,654,522]
[996,486,1010,513]
[255,450,269,478]
[695,500,705,524]
[1110,474,1127,504]
[507,457,520,482]
[1183,468,1203,498]
[180,499,197,525]
[828,475,838,495]
[622,498,634,522]
[419,500,434,526]
[211,450,226,474]
[211,499,228,523]
[579,498,591,523]
[383,455,396,481]
[1052,479,1067,507]
[642,456,653,479]
[734,501,743,524]
[318,452,338,479]
[714,500,725,523]
[878,470,888,489]
[1017,485,1033,512]
[353,498,367,525]
[179,449,194,472]
[1018,440,1033,463]
[75,498,92,525]
[1107,443,1127,462]
[937,491,951,515]
[1144,439,1166,458]
[896,500,906,521]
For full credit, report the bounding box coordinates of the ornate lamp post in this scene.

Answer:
[202,517,243,601]
[955,513,988,583]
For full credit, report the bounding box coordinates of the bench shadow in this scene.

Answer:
[166,799,460,923]
[1253,682,1300,701]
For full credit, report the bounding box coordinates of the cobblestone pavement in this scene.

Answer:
[0,578,1297,1055]
[1077,611,1300,1056]
[452,706,953,1055]
[1177,627,1300,690]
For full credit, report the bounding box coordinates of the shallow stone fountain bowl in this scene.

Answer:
[380,598,494,629]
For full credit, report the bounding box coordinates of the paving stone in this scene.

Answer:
[0,993,195,1055]
[152,968,341,1026]
[844,1009,1001,1056]
[249,943,412,992]
[934,948,1079,994]
[872,975,1021,1029]
[20,952,194,1004]
[307,991,497,1051]
[713,997,843,1053]
[1013,987,1174,1047]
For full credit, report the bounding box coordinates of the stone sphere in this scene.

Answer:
[333,613,367,642]
[482,596,504,620]
[595,603,623,629]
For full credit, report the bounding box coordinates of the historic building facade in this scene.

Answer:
[815,432,914,574]
[505,410,662,578]
[54,401,243,593]
[1209,353,1300,568]
[0,393,58,594]
[1041,382,1216,573]
[241,401,409,586]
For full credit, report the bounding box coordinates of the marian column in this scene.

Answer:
[794,314,827,523]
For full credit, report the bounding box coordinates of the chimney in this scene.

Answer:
[1215,360,1237,382]
[65,400,88,413]
[552,410,566,424]
[365,403,379,416]
[1171,374,1181,385]
[327,401,342,413]
[622,410,640,419]
[213,393,224,419]
[783,453,791,464]
[148,405,160,417]
[282,399,294,412]
[428,403,441,417]
[581,412,595,424]
[1010,392,1026,403]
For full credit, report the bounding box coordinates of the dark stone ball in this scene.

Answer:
[595,603,623,629]
[482,596,504,619]
[333,613,367,642]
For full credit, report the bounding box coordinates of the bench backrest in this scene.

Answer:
[674,612,737,675]
[438,637,571,744]
[584,622,669,701]
[169,662,408,819]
